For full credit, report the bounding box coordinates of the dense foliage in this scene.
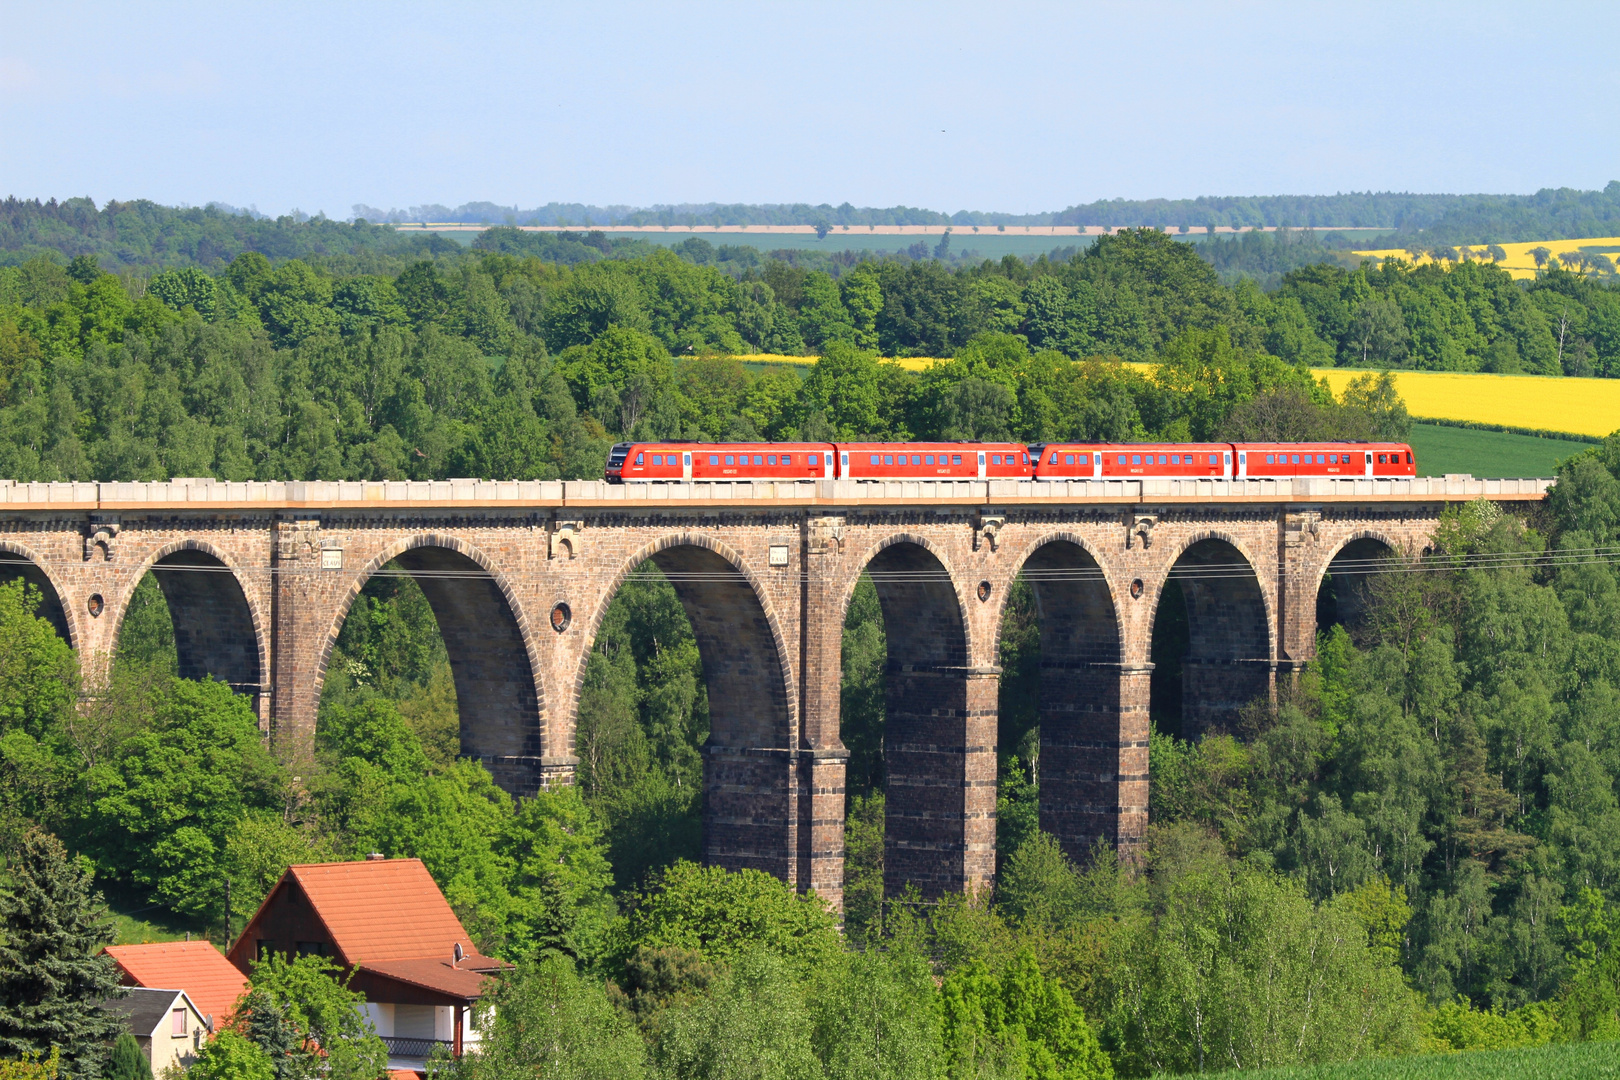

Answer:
[8,208,1620,1077]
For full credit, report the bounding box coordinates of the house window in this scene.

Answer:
[257,940,275,960]
[173,1008,187,1036]
[296,941,327,957]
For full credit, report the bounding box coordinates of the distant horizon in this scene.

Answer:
[5,2,1617,219]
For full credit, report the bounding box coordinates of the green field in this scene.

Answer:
[1407,423,1589,478]
[1233,1040,1620,1080]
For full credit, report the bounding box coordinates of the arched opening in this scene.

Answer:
[1008,541,1124,863]
[575,542,793,892]
[1150,538,1272,739]
[111,550,263,712]
[0,552,71,644]
[149,551,262,700]
[322,546,541,795]
[859,542,988,900]
[318,563,460,767]
[1317,537,1397,643]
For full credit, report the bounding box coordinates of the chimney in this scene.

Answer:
[365,852,385,861]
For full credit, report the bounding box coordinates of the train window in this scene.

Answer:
[1266,455,1274,463]
[1378,454,1387,463]
[1118,455,1126,464]
[923,455,931,464]
[1065,454,1074,465]
[709,455,718,465]
[870,455,879,465]
[1130,455,1140,465]
[990,454,999,464]
[884,455,893,465]
[650,455,659,465]
[1050,453,1059,463]
[952,455,962,465]
[635,453,644,465]
[766,455,775,465]
[1406,452,1413,463]
[784,455,793,464]
[1208,455,1217,465]
[1328,454,1336,463]
[1023,453,1030,464]
[725,455,735,465]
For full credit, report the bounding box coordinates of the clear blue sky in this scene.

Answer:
[3,0,1617,217]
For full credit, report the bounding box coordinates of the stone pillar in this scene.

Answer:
[270,515,321,768]
[1040,661,1151,861]
[884,664,998,898]
[797,515,851,909]
[1276,507,1323,679]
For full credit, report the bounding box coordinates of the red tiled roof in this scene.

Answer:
[104,942,248,1025]
[282,860,484,965]
[358,959,495,1000]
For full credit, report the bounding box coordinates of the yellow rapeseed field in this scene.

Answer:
[724,355,1620,438]
[1351,238,1620,281]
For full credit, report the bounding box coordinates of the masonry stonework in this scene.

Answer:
[0,476,1548,909]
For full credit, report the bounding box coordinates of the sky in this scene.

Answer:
[3,1,1618,218]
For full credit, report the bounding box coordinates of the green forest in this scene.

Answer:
[5,204,1620,1078]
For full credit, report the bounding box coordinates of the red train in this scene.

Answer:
[605,441,1416,482]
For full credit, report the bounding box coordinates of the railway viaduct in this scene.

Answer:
[0,473,1549,910]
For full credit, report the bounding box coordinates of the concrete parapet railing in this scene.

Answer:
[0,474,1555,510]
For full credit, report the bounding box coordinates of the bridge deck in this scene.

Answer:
[0,475,1551,511]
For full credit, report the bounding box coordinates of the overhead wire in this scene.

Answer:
[63,543,1620,585]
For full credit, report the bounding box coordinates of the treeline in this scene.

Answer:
[346,184,1620,240]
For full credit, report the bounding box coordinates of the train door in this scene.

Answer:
[825,452,834,477]
[977,451,987,479]
[682,452,692,481]
[1364,452,1374,478]
[1223,451,1232,479]
[1237,451,1248,479]
[1093,452,1103,480]
[839,451,849,479]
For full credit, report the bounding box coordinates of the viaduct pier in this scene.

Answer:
[0,474,1550,908]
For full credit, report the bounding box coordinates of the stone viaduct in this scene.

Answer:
[0,474,1549,910]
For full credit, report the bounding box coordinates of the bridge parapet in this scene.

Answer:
[0,474,1553,510]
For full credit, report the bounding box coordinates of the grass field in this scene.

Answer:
[1407,424,1585,477]
[1232,1040,1620,1080]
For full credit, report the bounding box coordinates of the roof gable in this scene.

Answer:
[104,942,247,1025]
[238,859,482,965]
[101,988,186,1036]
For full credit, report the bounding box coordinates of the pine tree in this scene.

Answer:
[106,1033,150,1080]
[0,829,124,1079]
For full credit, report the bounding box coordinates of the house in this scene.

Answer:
[100,988,210,1075]
[103,941,249,1031]
[226,857,504,1069]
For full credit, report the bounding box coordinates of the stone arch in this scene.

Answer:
[573,532,798,878]
[0,540,77,648]
[1000,534,1129,860]
[318,534,546,795]
[1150,531,1274,737]
[845,534,991,897]
[117,540,269,704]
[1314,530,1403,640]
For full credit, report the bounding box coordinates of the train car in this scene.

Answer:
[835,442,1033,481]
[606,442,835,482]
[1233,442,1415,479]
[1031,443,1231,480]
